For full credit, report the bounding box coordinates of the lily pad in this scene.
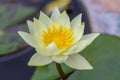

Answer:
[67,34,120,80]
[0,4,36,55]
[0,4,36,30]
[0,24,28,55]
[32,34,120,80]
[32,63,73,80]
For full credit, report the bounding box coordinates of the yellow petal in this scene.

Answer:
[51,7,60,21]
[18,31,37,47]
[28,53,53,66]
[39,11,53,27]
[71,14,84,43]
[52,55,68,63]
[65,54,93,70]
[27,20,34,34]
[55,11,70,28]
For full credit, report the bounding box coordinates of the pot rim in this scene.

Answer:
[0,47,34,62]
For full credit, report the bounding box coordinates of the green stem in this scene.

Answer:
[55,63,66,80]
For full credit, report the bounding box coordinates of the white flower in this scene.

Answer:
[18,7,100,70]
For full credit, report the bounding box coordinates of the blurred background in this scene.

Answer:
[0,0,120,80]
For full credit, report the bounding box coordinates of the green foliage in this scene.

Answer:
[67,34,120,80]
[32,63,73,80]
[0,24,27,55]
[0,4,36,30]
[0,4,36,55]
[32,34,120,80]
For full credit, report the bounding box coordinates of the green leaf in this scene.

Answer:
[0,4,36,55]
[0,4,36,30]
[0,24,27,55]
[32,63,73,80]
[67,34,120,80]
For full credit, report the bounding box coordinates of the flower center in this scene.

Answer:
[42,22,75,51]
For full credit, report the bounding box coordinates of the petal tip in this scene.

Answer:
[53,7,59,11]
[18,31,25,36]
[27,20,31,23]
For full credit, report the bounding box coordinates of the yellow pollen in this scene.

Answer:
[42,22,75,51]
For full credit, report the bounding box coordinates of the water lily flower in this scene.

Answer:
[18,7,100,70]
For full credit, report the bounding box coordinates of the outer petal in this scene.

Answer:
[71,14,85,42]
[52,55,68,63]
[63,33,100,55]
[33,18,47,34]
[65,54,93,70]
[46,42,61,55]
[39,11,53,27]
[62,43,79,55]
[35,43,60,56]
[74,33,100,53]
[67,33,100,55]
[71,14,82,28]
[27,20,34,34]
[18,31,37,47]
[55,11,70,28]
[36,48,51,56]
[28,53,53,66]
[51,7,60,21]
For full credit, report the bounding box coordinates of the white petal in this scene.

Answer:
[35,48,52,56]
[52,55,68,63]
[46,42,61,55]
[35,43,59,56]
[27,20,34,34]
[55,11,70,28]
[65,54,93,70]
[72,22,85,43]
[18,31,37,47]
[51,7,60,21]
[71,14,85,42]
[71,14,82,29]
[62,43,79,55]
[75,33,100,53]
[39,11,53,27]
[28,53,53,66]
[33,18,47,33]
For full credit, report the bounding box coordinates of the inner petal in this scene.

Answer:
[42,22,75,52]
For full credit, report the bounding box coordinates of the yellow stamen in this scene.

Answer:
[42,22,75,51]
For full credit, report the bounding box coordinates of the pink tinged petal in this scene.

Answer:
[46,42,61,55]
[52,55,68,63]
[28,53,53,66]
[27,20,34,34]
[64,54,93,70]
[51,7,60,21]
[71,14,85,43]
[75,33,100,53]
[39,11,53,27]
[55,11,70,28]
[18,31,37,47]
